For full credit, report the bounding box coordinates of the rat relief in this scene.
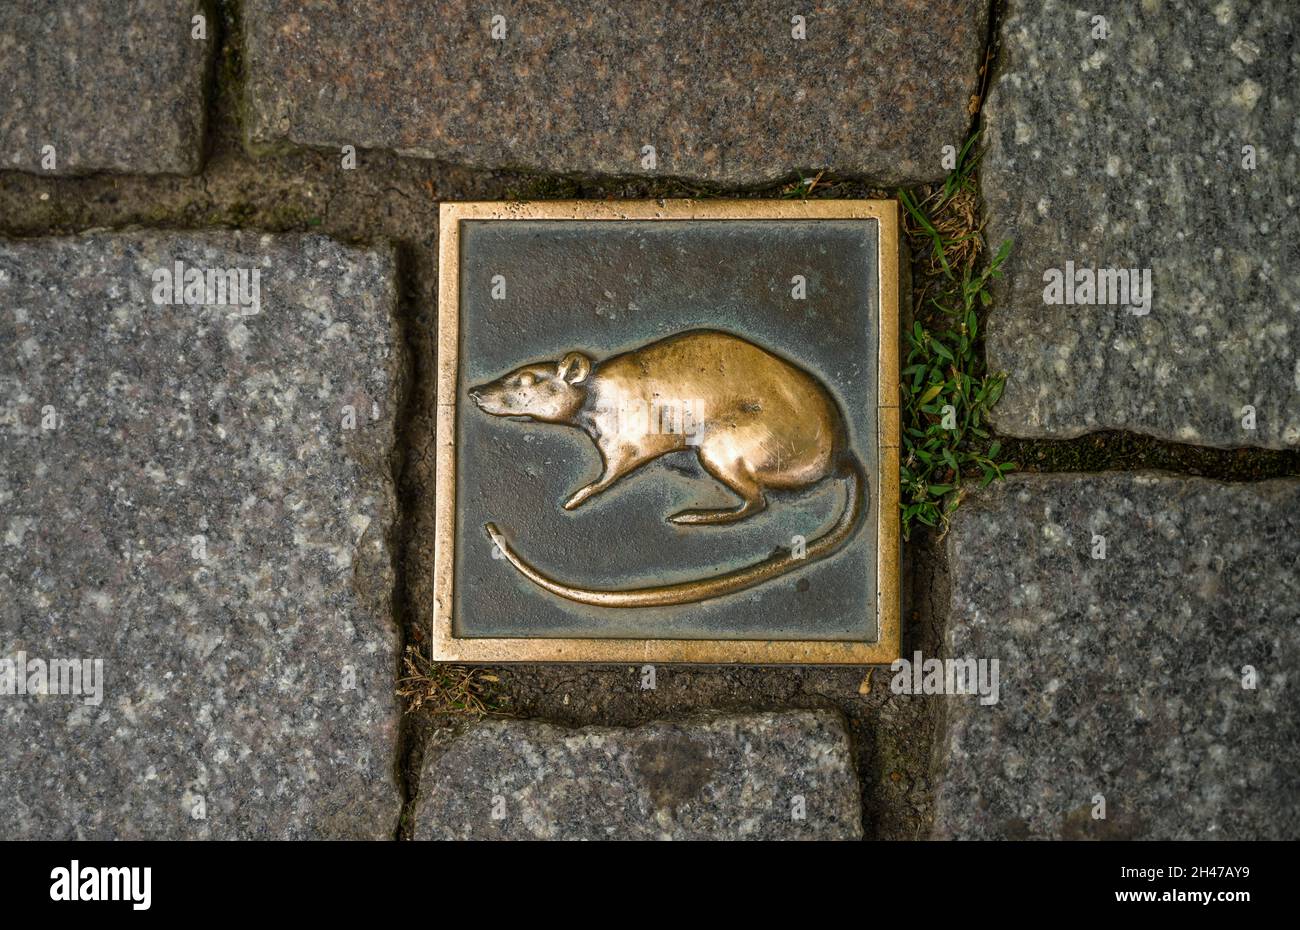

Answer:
[470,329,869,608]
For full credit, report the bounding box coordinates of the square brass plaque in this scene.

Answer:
[433,200,899,664]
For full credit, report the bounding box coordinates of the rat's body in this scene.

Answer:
[470,329,867,607]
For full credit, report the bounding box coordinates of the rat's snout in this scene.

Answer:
[469,380,510,416]
[468,381,498,408]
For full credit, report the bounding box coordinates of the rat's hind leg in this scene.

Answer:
[668,450,766,526]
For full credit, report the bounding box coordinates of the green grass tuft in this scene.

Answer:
[897,134,1017,539]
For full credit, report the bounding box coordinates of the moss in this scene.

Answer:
[1000,433,1300,481]
[497,167,889,202]
[214,0,248,150]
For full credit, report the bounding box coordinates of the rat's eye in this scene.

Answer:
[518,373,535,388]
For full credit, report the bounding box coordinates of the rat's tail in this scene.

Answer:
[484,454,868,608]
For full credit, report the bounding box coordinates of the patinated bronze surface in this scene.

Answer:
[433,201,899,664]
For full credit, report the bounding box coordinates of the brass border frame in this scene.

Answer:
[433,200,900,665]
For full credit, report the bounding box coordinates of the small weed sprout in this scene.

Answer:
[780,170,825,198]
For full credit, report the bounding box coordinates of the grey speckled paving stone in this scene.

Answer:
[243,0,987,187]
[0,232,403,839]
[413,711,862,839]
[0,1,212,176]
[983,0,1300,449]
[933,473,1300,840]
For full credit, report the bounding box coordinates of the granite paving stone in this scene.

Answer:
[933,473,1300,840]
[0,0,212,176]
[413,711,862,839]
[243,0,987,187]
[0,231,403,838]
[983,0,1300,448]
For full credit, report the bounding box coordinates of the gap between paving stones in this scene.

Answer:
[1,0,1294,840]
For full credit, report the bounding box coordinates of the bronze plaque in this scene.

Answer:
[433,201,899,664]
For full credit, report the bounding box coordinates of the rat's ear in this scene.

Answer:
[558,352,591,385]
